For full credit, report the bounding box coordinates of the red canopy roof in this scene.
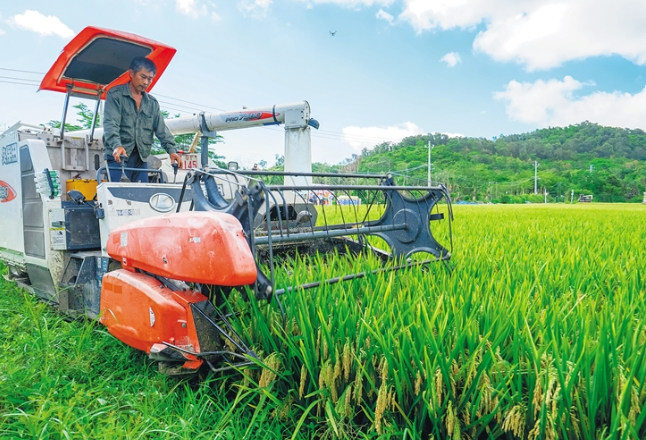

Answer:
[39,26,176,99]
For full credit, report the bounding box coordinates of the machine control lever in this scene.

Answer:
[172,162,179,184]
[119,155,129,182]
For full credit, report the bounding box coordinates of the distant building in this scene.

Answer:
[337,195,361,206]
[578,194,593,203]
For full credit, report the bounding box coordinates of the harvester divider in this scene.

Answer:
[161,341,255,361]
[148,268,259,365]
[196,301,254,355]
[205,360,256,374]
[162,342,256,374]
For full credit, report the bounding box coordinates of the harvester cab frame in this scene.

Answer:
[0,26,454,375]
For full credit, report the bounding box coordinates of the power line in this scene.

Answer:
[0,67,45,75]
[0,75,39,83]
[157,99,401,145]
[154,93,226,112]
[1,67,419,148]
[158,91,417,145]
[157,100,206,113]
[161,101,414,145]
[160,104,197,115]
[0,80,39,87]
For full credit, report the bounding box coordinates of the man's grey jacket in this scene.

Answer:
[102,83,176,160]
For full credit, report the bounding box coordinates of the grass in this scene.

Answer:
[1,203,645,439]
[0,281,290,439]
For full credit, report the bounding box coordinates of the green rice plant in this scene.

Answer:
[2,203,646,439]
[238,203,646,439]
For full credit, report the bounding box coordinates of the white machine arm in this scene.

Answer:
[164,101,315,134]
[164,100,316,184]
[76,100,317,184]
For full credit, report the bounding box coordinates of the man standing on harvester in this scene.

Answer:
[103,56,182,182]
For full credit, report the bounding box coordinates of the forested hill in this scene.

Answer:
[322,122,646,203]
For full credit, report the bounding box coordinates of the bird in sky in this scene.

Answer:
[330,31,336,36]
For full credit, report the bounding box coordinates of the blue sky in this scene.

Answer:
[1,0,645,167]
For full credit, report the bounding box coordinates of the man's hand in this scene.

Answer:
[113,146,127,163]
[170,152,183,168]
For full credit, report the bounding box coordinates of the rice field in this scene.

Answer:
[1,203,645,439]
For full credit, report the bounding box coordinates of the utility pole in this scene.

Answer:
[571,189,574,203]
[534,160,539,194]
[544,187,548,203]
[427,141,435,187]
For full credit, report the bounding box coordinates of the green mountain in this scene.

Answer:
[325,121,646,203]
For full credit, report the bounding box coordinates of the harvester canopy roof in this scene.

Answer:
[39,26,176,99]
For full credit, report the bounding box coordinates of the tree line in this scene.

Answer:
[345,121,646,203]
[46,106,646,202]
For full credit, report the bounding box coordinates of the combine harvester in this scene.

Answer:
[0,27,453,374]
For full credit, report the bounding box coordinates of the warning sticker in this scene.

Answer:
[50,228,66,250]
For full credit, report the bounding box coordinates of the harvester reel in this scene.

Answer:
[182,168,454,301]
[366,189,450,260]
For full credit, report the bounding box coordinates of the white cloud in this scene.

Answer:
[296,0,394,7]
[440,52,461,67]
[238,0,272,18]
[9,10,74,38]
[398,0,493,31]
[495,76,646,129]
[175,0,207,19]
[294,0,646,69]
[376,9,394,24]
[342,122,424,150]
[396,0,646,70]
